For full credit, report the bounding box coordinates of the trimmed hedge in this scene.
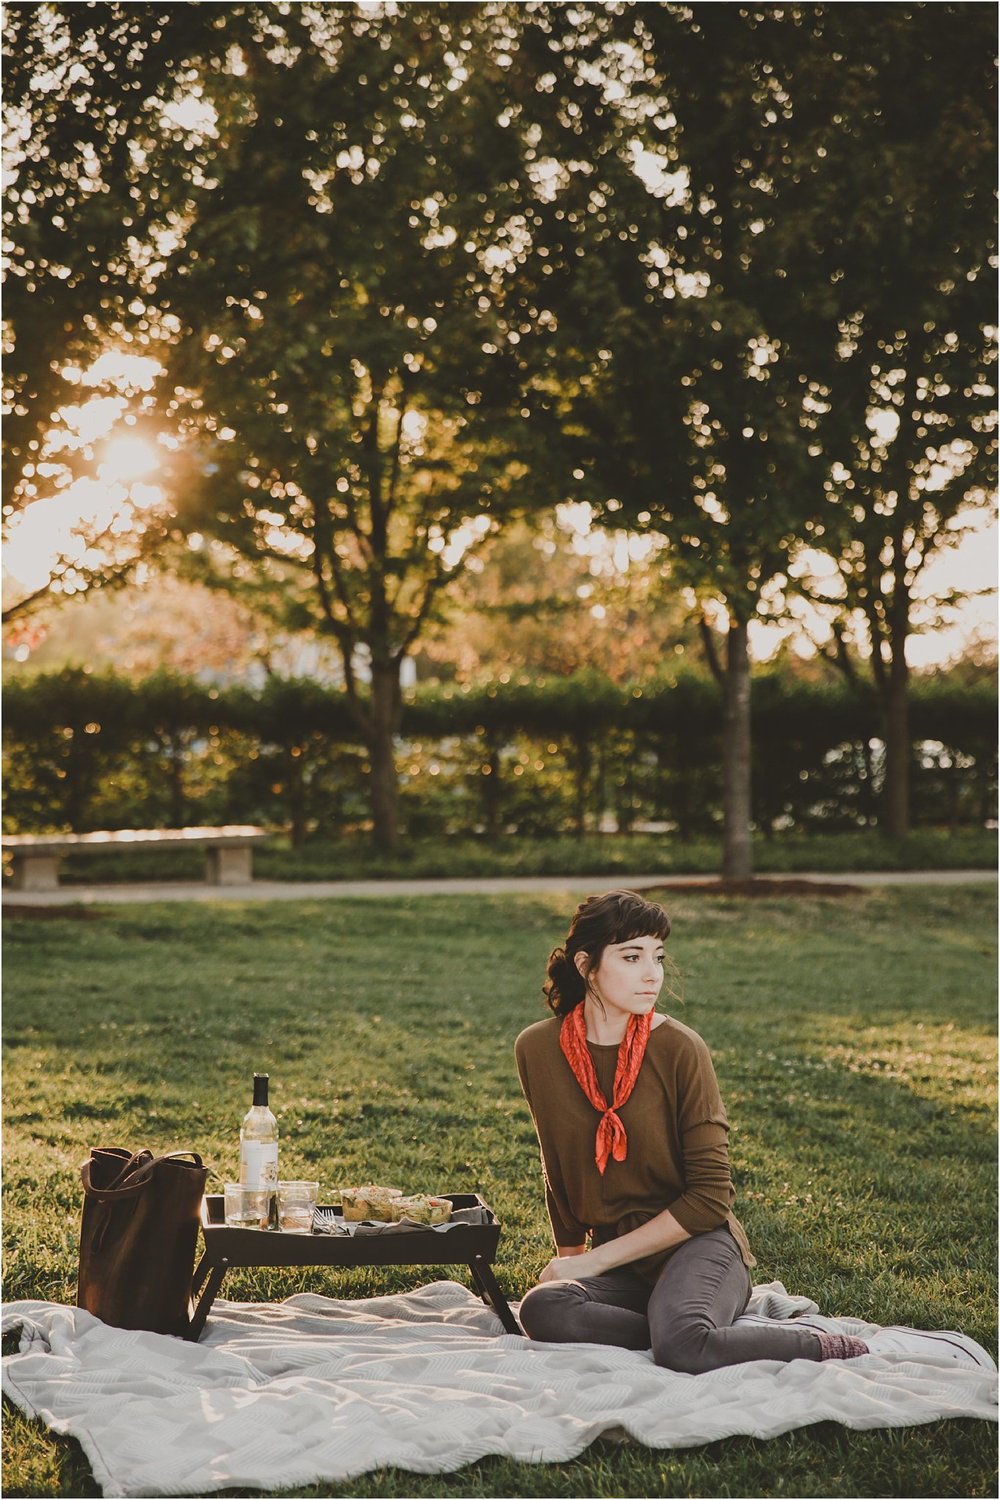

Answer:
[3,666,996,838]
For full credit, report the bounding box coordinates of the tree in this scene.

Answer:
[786,4,997,838]
[6,2,655,845]
[1,3,230,616]
[146,4,582,849]
[515,2,995,870]
[515,3,850,876]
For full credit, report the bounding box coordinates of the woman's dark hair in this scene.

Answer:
[543,890,672,1018]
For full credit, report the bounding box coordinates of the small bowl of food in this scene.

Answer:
[338,1184,403,1222]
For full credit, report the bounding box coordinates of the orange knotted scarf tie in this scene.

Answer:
[558,1002,653,1173]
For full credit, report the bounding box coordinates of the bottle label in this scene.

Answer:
[240,1141,278,1188]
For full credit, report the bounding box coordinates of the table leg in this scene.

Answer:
[469,1255,522,1336]
[186,1260,228,1342]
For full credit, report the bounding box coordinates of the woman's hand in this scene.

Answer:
[538,1248,595,1283]
[538,1256,580,1283]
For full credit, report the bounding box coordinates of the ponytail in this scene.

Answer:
[542,946,586,1017]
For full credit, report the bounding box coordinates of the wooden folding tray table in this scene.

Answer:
[188,1191,521,1340]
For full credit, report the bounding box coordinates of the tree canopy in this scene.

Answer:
[4,1,995,853]
[2,3,227,511]
[787,4,997,835]
[494,2,998,863]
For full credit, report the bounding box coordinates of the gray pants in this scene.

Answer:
[518,1226,823,1373]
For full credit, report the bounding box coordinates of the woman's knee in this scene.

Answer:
[653,1320,716,1374]
[518,1281,583,1342]
[650,1307,725,1373]
[647,1231,751,1372]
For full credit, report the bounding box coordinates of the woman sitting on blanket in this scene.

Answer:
[515,890,990,1372]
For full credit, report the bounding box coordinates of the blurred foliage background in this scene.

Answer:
[4,2,996,870]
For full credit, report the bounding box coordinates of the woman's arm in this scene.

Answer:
[520,1023,736,1287]
[539,1208,690,1282]
[515,1033,591,1249]
[536,1037,734,1282]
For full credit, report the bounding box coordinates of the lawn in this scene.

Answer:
[2,884,997,1498]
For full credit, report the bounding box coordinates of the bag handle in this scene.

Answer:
[81,1150,205,1203]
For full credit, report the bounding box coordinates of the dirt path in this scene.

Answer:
[2,868,995,913]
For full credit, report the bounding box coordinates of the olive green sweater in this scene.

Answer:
[514,1014,754,1279]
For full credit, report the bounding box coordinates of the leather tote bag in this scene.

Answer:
[77,1147,208,1336]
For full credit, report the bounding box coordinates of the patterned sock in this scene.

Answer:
[815,1331,870,1361]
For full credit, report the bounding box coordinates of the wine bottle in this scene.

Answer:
[239,1073,279,1196]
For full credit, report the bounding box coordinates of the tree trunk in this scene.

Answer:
[480,730,502,840]
[722,617,753,879]
[860,737,878,825]
[66,729,84,832]
[616,737,634,835]
[367,661,402,852]
[288,751,306,849]
[880,650,910,841]
[571,735,591,839]
[168,738,185,827]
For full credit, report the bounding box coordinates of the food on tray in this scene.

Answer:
[336,1185,453,1225]
[396,1194,452,1226]
[339,1185,402,1221]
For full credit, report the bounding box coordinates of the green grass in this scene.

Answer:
[2,885,997,1498]
[19,824,999,886]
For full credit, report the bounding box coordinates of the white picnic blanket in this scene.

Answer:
[3,1281,996,1499]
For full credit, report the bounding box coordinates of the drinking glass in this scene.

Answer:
[277,1180,319,1233]
[224,1182,270,1229]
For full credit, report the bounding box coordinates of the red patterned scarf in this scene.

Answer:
[558,1002,653,1173]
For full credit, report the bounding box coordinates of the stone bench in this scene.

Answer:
[2,826,271,892]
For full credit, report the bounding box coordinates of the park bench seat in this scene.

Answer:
[2,826,270,892]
